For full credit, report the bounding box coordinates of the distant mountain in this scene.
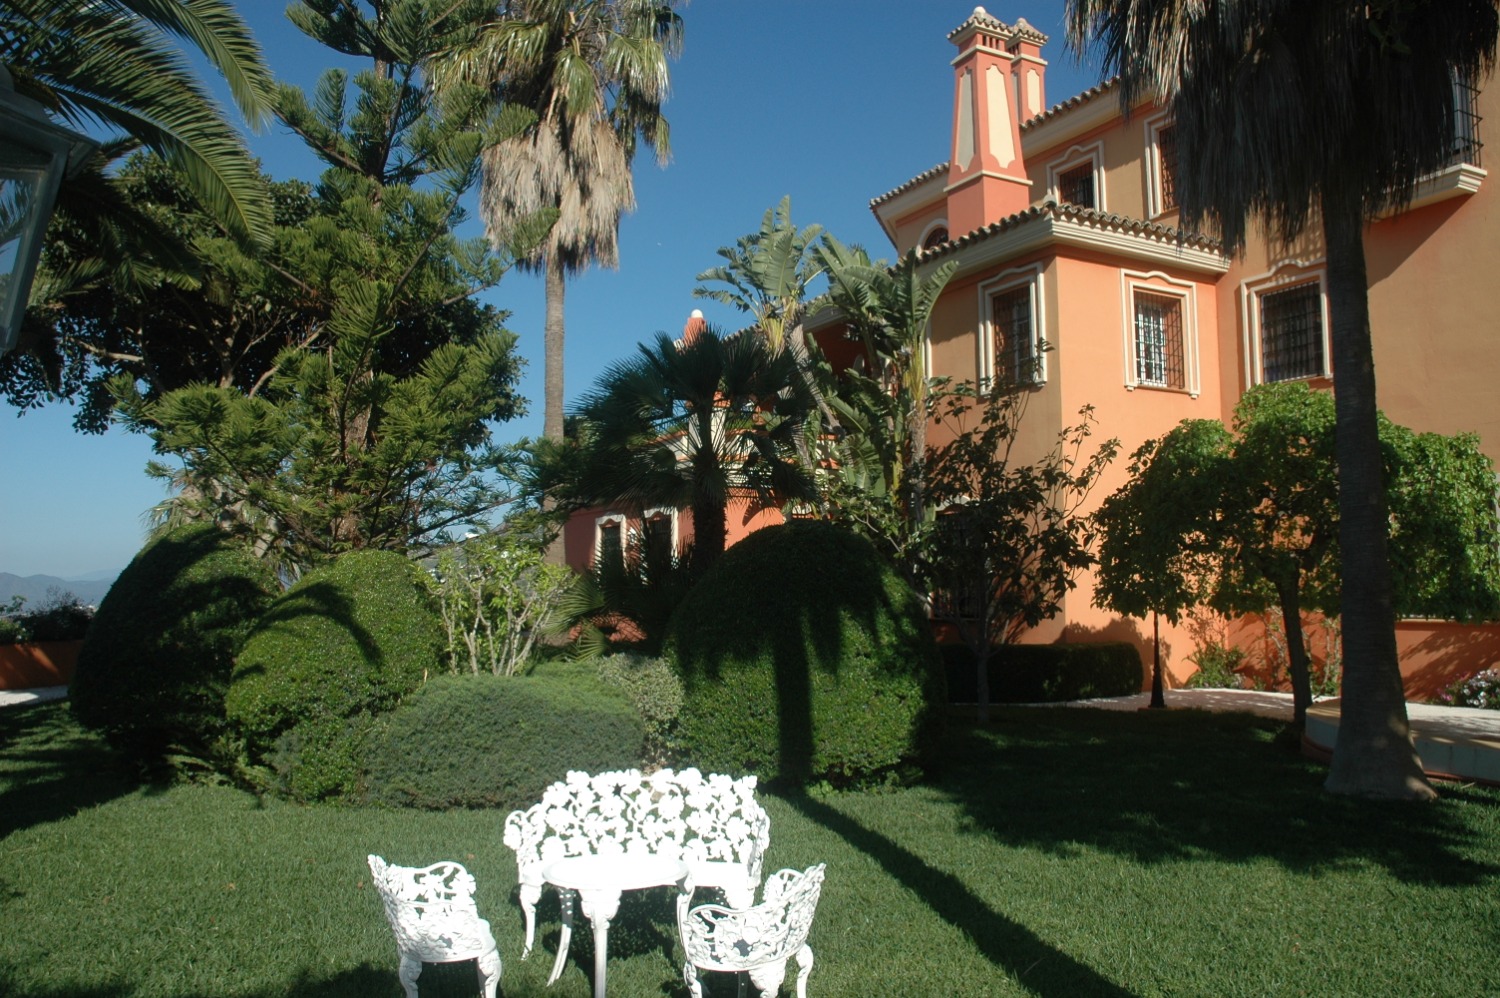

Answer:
[0,573,117,609]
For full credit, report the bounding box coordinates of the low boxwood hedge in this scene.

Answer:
[363,673,645,810]
[943,642,1144,704]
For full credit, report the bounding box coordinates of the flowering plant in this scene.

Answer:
[1438,669,1500,710]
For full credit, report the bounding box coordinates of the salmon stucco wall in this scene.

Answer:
[0,641,80,690]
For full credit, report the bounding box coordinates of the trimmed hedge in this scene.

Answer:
[942,642,1144,704]
[667,521,945,788]
[70,524,277,762]
[363,673,645,810]
[225,549,442,801]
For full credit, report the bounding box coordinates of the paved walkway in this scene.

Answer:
[0,686,67,709]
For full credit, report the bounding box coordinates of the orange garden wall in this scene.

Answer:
[0,641,81,690]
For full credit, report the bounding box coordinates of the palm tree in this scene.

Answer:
[1,0,276,243]
[1067,0,1498,800]
[572,327,817,579]
[431,0,684,443]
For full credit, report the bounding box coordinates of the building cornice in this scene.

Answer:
[915,201,1228,280]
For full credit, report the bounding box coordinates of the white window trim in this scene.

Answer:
[1119,269,1200,397]
[917,219,951,251]
[1045,141,1107,211]
[594,512,626,567]
[977,263,1047,387]
[1143,113,1175,218]
[1239,260,1332,388]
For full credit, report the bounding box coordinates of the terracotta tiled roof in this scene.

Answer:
[868,162,948,210]
[946,6,1009,41]
[1021,76,1122,131]
[1009,16,1048,46]
[913,199,1221,264]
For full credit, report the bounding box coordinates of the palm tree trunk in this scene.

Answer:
[1319,185,1434,801]
[544,259,567,442]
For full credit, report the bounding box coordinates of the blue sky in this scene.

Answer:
[2,2,1101,580]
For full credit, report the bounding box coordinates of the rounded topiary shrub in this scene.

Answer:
[225,549,442,801]
[666,520,945,788]
[363,672,645,810]
[70,524,278,763]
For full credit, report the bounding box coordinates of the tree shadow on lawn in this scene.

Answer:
[784,792,1138,998]
[943,707,1500,886]
[0,702,154,841]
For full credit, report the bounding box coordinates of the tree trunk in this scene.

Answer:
[689,494,726,580]
[1319,187,1435,801]
[1275,579,1312,730]
[541,260,568,565]
[543,259,567,442]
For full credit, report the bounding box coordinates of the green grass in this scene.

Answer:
[3,702,1499,996]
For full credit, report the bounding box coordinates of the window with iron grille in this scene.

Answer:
[1155,124,1178,211]
[1453,77,1483,166]
[1056,162,1096,208]
[921,226,949,250]
[1133,291,1185,389]
[641,511,674,567]
[596,518,623,567]
[1259,282,1325,382]
[991,284,1037,384]
[931,508,983,621]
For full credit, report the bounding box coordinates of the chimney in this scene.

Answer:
[944,7,1045,236]
[681,308,707,347]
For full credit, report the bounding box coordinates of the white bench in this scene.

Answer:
[503,767,771,960]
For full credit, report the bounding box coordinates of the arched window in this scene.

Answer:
[921,226,949,250]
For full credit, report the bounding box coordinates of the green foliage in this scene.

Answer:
[594,652,685,766]
[1095,382,1500,722]
[1185,643,1248,690]
[1439,668,1500,710]
[919,381,1119,718]
[226,550,442,800]
[363,672,644,810]
[561,536,698,658]
[942,643,1143,704]
[667,521,945,788]
[69,524,277,763]
[0,589,94,644]
[426,528,577,675]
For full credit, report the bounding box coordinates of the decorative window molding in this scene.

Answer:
[977,263,1046,387]
[1143,114,1178,218]
[1045,142,1106,210]
[639,506,678,564]
[918,220,951,250]
[1119,270,1199,397]
[594,513,626,567]
[1240,262,1331,386]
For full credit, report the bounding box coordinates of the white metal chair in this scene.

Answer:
[679,863,826,998]
[367,854,502,998]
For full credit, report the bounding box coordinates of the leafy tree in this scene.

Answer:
[87,2,550,568]
[695,196,825,357]
[568,327,818,578]
[431,0,685,443]
[1,0,274,242]
[426,528,577,676]
[1094,383,1500,728]
[1066,0,1499,798]
[818,239,957,570]
[918,381,1119,722]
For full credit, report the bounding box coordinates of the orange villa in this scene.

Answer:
[567,7,1500,698]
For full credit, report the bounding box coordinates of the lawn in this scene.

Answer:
[3,701,1498,997]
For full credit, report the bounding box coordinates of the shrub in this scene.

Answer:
[1438,668,1500,710]
[667,521,945,788]
[363,673,645,810]
[595,652,685,766]
[0,590,95,644]
[226,549,443,800]
[1185,643,1248,690]
[942,642,1143,703]
[70,525,277,763]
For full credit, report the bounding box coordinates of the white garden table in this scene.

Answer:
[541,853,693,998]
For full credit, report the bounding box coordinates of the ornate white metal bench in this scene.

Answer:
[367,854,502,998]
[503,768,771,962]
[680,863,827,998]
